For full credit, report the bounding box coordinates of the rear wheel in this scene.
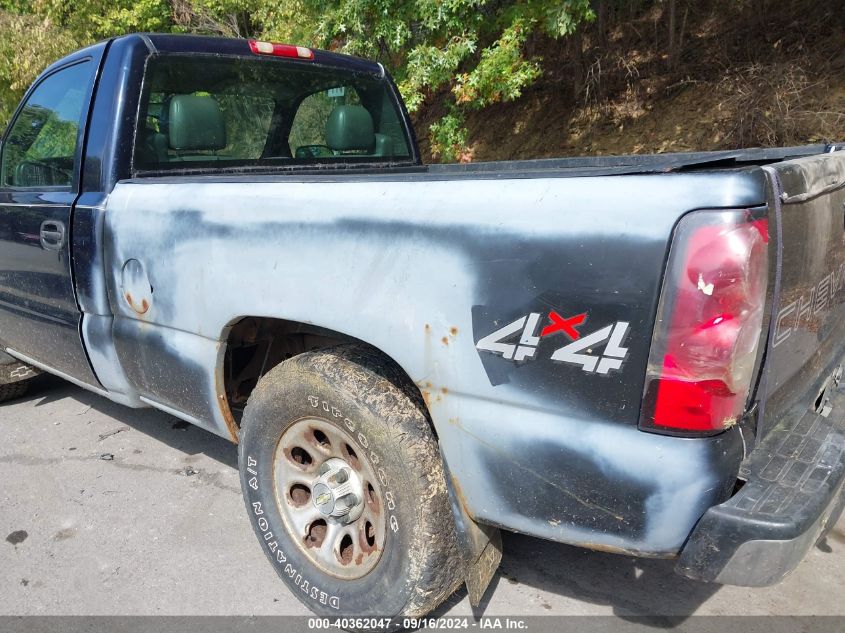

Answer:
[238,345,461,618]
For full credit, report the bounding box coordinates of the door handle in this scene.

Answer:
[40,220,66,251]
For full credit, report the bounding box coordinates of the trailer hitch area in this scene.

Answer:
[814,364,843,419]
[443,459,502,608]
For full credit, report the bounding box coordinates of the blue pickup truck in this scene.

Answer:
[1,33,843,620]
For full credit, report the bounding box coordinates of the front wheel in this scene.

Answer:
[0,361,40,403]
[238,345,461,618]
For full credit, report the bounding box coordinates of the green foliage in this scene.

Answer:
[453,20,541,109]
[399,37,476,113]
[0,10,79,124]
[526,0,595,37]
[0,0,596,161]
[93,1,173,37]
[429,106,469,163]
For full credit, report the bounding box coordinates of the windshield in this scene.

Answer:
[133,54,414,172]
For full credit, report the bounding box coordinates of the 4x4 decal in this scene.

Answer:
[476,310,631,375]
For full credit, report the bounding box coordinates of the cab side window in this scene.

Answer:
[0,61,92,189]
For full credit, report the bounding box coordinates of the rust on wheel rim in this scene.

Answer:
[273,417,387,579]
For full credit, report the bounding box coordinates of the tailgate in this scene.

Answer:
[758,150,845,437]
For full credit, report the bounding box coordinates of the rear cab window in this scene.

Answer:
[133,54,414,173]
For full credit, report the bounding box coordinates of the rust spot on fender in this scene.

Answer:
[421,390,432,408]
[441,336,449,345]
[216,393,239,443]
[450,327,458,336]
[215,342,240,444]
[125,292,150,315]
[441,387,449,395]
[450,475,473,516]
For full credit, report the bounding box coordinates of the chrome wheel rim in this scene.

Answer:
[273,417,386,579]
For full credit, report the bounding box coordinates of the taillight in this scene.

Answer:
[640,210,769,435]
[248,40,314,59]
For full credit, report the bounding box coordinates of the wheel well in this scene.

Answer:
[220,317,429,431]
[221,317,354,426]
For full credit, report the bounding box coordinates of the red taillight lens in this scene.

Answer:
[640,210,769,435]
[248,40,314,59]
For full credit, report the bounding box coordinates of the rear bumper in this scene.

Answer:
[676,377,845,586]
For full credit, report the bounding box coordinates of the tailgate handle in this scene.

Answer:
[39,220,66,251]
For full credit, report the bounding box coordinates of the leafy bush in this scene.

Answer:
[429,107,470,162]
[452,20,541,109]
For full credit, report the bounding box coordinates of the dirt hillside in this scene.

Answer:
[413,0,845,162]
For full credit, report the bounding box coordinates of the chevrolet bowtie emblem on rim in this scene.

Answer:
[476,310,631,374]
[315,492,332,506]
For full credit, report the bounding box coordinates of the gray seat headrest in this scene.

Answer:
[168,95,227,151]
[325,105,374,152]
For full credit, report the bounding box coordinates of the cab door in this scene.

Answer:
[0,59,100,386]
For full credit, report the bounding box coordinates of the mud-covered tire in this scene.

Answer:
[238,345,462,619]
[0,380,29,403]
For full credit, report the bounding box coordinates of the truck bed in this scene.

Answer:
[128,143,845,182]
[429,143,845,176]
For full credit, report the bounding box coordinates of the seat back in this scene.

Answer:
[325,105,374,153]
[373,133,394,157]
[168,95,227,160]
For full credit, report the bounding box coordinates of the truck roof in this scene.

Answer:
[41,33,385,80]
[144,33,385,75]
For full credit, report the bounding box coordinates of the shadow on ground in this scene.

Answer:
[431,527,723,624]
[22,375,238,469]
